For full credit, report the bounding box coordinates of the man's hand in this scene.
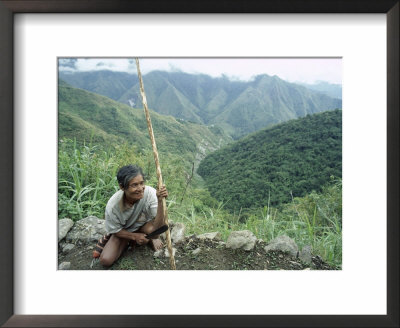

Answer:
[156,185,168,201]
[132,232,149,245]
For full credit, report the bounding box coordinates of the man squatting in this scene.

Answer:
[100,164,168,267]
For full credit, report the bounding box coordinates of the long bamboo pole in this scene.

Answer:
[135,58,176,270]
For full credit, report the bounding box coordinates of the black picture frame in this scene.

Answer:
[0,0,398,327]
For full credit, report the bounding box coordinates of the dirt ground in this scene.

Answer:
[59,235,337,270]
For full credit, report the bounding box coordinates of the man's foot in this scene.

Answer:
[149,238,163,251]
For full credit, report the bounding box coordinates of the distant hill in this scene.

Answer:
[59,70,138,101]
[58,81,231,161]
[59,70,342,139]
[209,75,341,138]
[299,81,342,99]
[197,109,342,211]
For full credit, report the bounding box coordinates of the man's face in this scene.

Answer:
[124,174,145,202]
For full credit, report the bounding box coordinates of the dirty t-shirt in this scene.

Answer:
[105,186,158,234]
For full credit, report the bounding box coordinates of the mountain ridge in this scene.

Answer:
[58,81,232,162]
[297,81,342,99]
[59,70,341,139]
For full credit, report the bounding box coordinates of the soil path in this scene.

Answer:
[59,236,335,270]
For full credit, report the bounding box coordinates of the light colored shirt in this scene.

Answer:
[105,186,158,234]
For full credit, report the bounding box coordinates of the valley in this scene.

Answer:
[58,69,342,268]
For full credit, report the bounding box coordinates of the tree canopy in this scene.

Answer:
[198,109,342,211]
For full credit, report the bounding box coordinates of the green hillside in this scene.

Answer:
[198,109,342,211]
[60,70,341,139]
[58,81,231,161]
[59,70,138,101]
[210,75,341,138]
[121,72,342,139]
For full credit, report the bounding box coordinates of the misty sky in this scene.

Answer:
[59,57,342,85]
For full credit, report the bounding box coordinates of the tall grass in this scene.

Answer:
[58,138,187,220]
[58,139,148,220]
[58,139,342,267]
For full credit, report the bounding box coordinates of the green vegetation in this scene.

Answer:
[58,79,342,267]
[58,82,232,161]
[61,70,342,139]
[58,138,189,221]
[59,139,341,267]
[198,109,342,210]
[59,70,138,101]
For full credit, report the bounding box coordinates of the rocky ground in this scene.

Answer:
[58,217,337,271]
[59,235,334,270]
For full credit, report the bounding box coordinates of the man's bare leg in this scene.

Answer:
[99,234,130,267]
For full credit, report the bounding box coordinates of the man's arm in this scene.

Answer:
[114,229,149,245]
[149,185,168,230]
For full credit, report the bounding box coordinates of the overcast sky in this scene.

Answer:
[59,57,342,85]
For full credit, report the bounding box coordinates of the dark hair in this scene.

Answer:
[117,164,145,189]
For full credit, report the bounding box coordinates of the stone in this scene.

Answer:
[153,249,164,258]
[59,262,71,270]
[192,248,201,255]
[59,240,67,250]
[62,243,75,254]
[170,222,185,244]
[226,230,257,251]
[197,232,221,241]
[65,216,106,243]
[164,247,177,257]
[299,245,312,264]
[58,218,74,242]
[264,235,299,258]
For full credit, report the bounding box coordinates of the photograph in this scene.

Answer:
[1,0,398,325]
[58,57,343,271]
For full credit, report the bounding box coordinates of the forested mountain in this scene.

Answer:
[59,70,138,101]
[59,70,342,139]
[198,109,342,211]
[208,75,341,138]
[298,81,342,99]
[58,80,231,160]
